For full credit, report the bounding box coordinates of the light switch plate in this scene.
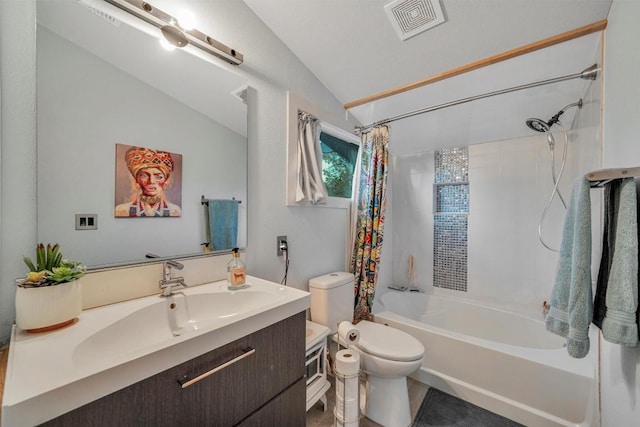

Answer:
[75,214,98,230]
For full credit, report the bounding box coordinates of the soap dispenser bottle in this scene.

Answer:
[227,248,246,289]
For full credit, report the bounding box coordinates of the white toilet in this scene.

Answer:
[309,272,425,427]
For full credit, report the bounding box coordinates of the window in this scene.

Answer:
[319,125,359,199]
[285,91,360,207]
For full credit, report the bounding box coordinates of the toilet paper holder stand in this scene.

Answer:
[334,350,362,427]
[334,370,361,426]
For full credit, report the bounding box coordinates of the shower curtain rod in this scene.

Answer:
[354,64,599,134]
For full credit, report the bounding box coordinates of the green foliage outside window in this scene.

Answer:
[320,131,359,198]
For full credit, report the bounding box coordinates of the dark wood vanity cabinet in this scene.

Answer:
[42,312,306,426]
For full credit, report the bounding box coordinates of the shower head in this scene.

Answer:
[526,118,550,133]
[525,98,583,133]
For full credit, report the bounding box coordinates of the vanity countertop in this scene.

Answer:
[1,276,309,426]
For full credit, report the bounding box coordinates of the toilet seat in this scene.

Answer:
[355,320,424,362]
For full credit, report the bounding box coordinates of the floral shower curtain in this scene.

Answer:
[352,125,389,322]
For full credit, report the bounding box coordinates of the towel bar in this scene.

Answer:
[586,166,640,187]
[201,195,242,205]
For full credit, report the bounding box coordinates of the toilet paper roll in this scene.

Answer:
[335,349,360,375]
[335,374,359,402]
[335,391,359,422]
[335,350,360,424]
[338,321,360,346]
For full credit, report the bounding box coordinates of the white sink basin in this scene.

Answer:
[73,289,282,364]
[3,277,309,426]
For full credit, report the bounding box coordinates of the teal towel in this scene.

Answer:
[546,177,592,358]
[601,178,638,345]
[207,199,239,251]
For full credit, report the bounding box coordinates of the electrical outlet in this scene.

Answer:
[277,235,287,256]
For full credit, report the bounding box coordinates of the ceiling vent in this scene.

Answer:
[384,0,445,41]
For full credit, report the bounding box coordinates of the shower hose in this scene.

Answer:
[538,123,569,252]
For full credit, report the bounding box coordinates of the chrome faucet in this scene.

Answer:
[159,260,186,297]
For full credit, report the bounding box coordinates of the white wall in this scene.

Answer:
[196,1,360,287]
[0,0,358,344]
[601,1,640,425]
[0,1,37,346]
[388,150,434,292]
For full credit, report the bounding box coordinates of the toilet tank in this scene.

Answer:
[308,272,354,334]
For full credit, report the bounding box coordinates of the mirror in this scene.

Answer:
[36,1,248,268]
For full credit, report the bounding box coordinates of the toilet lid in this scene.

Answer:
[355,321,424,362]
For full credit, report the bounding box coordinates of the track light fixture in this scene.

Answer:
[103,0,243,65]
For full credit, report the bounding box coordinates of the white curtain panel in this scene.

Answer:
[345,139,363,271]
[296,111,328,204]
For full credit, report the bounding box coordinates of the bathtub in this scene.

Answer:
[373,291,599,427]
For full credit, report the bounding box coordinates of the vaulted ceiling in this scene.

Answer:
[244,0,612,153]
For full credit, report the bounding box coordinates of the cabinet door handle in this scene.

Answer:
[179,346,256,389]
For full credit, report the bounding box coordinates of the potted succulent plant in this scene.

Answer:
[15,243,86,332]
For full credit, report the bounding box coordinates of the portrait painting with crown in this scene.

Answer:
[114,143,183,217]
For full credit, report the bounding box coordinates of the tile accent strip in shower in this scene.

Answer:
[433,147,468,292]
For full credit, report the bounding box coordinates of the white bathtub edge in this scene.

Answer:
[410,367,581,427]
[375,310,599,427]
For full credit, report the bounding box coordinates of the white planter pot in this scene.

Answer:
[15,280,82,332]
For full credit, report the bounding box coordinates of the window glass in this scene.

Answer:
[319,130,359,198]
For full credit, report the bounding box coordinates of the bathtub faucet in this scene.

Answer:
[542,300,550,317]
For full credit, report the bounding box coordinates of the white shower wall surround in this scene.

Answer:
[389,128,601,316]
